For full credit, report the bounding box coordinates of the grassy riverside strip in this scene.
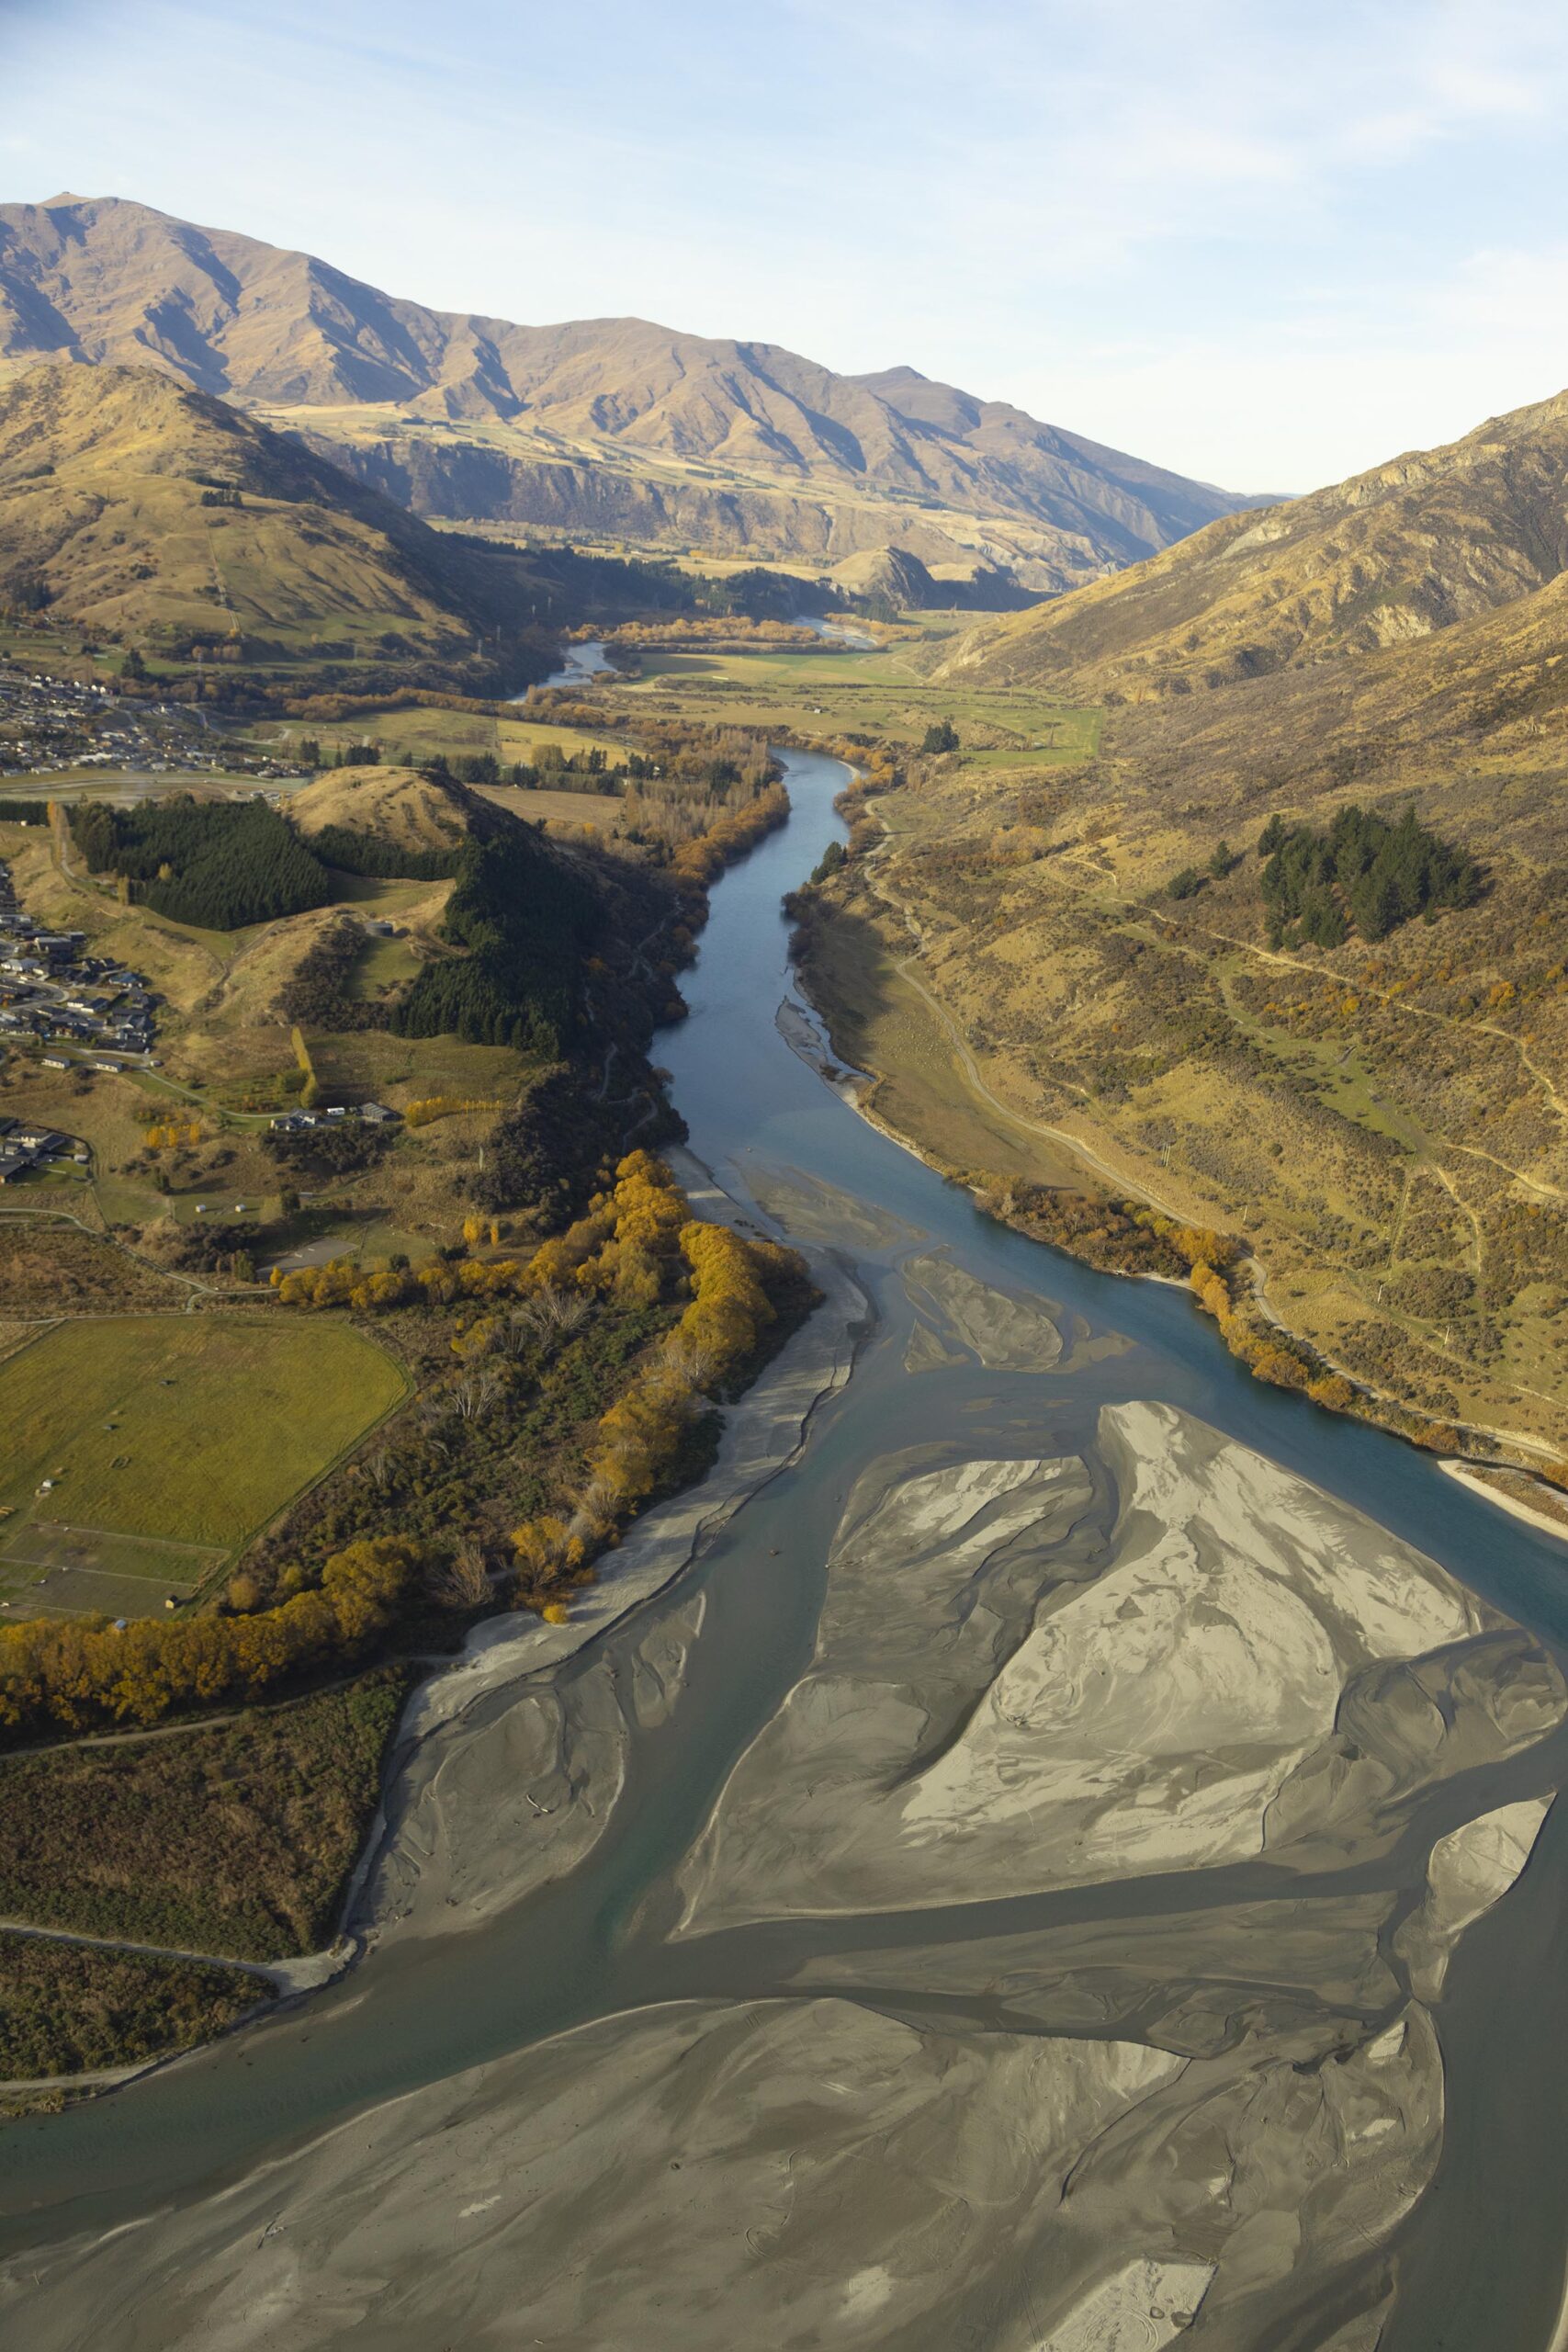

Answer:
[0,1931,269,2086]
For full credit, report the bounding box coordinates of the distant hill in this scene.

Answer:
[0,360,534,659]
[827,543,1035,615]
[939,388,1568,695]
[0,194,1261,591]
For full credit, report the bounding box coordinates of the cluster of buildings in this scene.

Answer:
[0,666,301,784]
[1,669,195,778]
[269,1102,400,1134]
[0,857,157,1063]
[0,1115,81,1187]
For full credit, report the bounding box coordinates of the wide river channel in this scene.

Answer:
[3,750,1567,2349]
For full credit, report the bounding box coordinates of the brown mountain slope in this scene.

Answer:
[940,387,1568,693]
[796,389,1568,1456]
[0,194,1258,583]
[0,360,531,656]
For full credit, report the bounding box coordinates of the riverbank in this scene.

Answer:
[792,854,1568,1498]
[0,1168,860,2098]
[805,741,1568,1466]
[1441,1458,1568,1544]
[358,1212,863,1953]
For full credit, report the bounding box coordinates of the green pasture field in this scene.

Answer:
[600,639,1101,756]
[2,1522,225,1583]
[0,1516,220,1622]
[0,1316,409,1609]
[347,931,425,998]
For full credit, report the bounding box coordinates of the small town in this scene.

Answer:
[0,851,158,1180]
[0,662,300,784]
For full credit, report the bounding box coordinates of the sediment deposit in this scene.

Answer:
[677,1401,1559,1930]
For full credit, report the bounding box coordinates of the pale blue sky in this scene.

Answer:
[8,0,1568,492]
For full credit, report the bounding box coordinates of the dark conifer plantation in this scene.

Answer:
[390,828,596,1053]
[71,797,333,928]
[1258,803,1480,946]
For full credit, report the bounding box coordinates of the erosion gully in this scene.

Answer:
[1,750,1565,2350]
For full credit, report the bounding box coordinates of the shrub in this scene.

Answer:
[0,1538,423,1742]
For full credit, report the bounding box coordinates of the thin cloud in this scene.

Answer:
[5,0,1568,488]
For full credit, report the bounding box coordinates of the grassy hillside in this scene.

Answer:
[289,763,512,857]
[0,195,1259,587]
[0,360,534,660]
[940,387,1568,695]
[0,669,787,1269]
[777,392,1568,1457]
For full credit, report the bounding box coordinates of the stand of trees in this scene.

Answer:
[295,739,384,770]
[264,1121,390,1178]
[474,1066,648,1226]
[0,1153,809,1744]
[307,820,464,881]
[1259,804,1480,946]
[71,797,333,929]
[427,746,630,796]
[0,1536,420,1741]
[390,825,596,1054]
[276,916,384,1029]
[500,1154,810,1593]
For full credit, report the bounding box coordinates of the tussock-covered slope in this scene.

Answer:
[824,385,1568,1451]
[941,386,1568,693]
[288,763,510,856]
[0,359,527,653]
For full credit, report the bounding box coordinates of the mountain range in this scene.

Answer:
[0,194,1261,589]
